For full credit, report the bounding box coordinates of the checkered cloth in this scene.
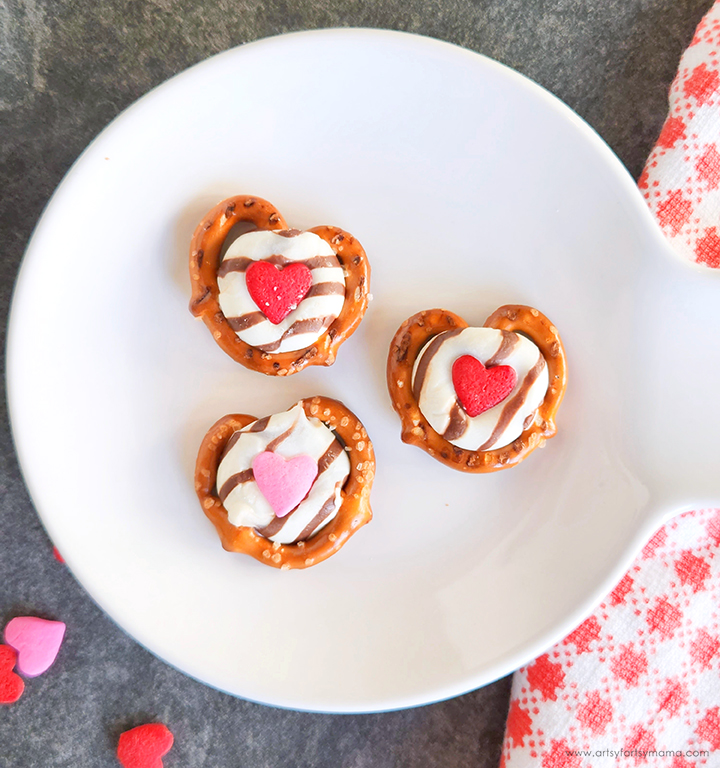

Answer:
[640,1,720,268]
[500,3,720,765]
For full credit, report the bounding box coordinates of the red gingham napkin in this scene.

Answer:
[640,1,720,268]
[500,511,720,767]
[500,4,720,766]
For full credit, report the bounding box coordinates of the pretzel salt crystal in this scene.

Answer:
[189,195,370,375]
[386,305,567,472]
[194,397,374,569]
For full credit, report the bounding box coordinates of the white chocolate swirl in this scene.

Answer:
[412,327,549,451]
[217,230,346,353]
[216,405,350,544]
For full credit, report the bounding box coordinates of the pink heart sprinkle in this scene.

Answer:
[252,452,318,518]
[3,617,66,678]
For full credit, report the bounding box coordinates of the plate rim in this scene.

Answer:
[4,27,697,712]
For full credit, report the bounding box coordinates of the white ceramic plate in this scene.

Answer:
[8,29,720,713]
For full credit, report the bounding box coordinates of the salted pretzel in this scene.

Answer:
[189,195,370,375]
[387,305,567,472]
[195,397,374,569]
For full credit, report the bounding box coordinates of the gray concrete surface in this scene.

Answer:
[0,0,710,765]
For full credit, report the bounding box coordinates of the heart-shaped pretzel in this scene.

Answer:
[387,305,567,472]
[189,195,370,375]
[195,397,374,569]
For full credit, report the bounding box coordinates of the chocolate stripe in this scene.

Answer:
[304,256,340,269]
[293,493,338,543]
[218,469,254,503]
[217,257,253,277]
[219,430,243,462]
[478,355,546,451]
[443,401,469,441]
[412,328,464,402]
[255,512,287,538]
[256,316,334,353]
[249,416,270,433]
[218,253,340,277]
[317,439,343,475]
[265,254,291,266]
[284,316,332,338]
[306,282,345,298]
[266,426,295,452]
[485,331,519,367]
[226,311,265,331]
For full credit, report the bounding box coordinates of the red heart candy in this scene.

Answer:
[246,261,313,324]
[0,644,24,706]
[452,355,517,417]
[117,723,174,768]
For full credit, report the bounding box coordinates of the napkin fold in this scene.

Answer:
[500,3,720,765]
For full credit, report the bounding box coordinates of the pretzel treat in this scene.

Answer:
[195,397,374,569]
[189,195,370,375]
[387,306,567,472]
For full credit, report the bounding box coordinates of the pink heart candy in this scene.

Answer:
[3,617,66,677]
[252,452,318,518]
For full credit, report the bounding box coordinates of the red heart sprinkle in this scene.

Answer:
[117,723,174,768]
[246,261,313,324]
[452,355,517,417]
[0,645,24,706]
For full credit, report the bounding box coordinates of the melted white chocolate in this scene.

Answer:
[216,405,350,544]
[217,230,346,353]
[413,327,549,451]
